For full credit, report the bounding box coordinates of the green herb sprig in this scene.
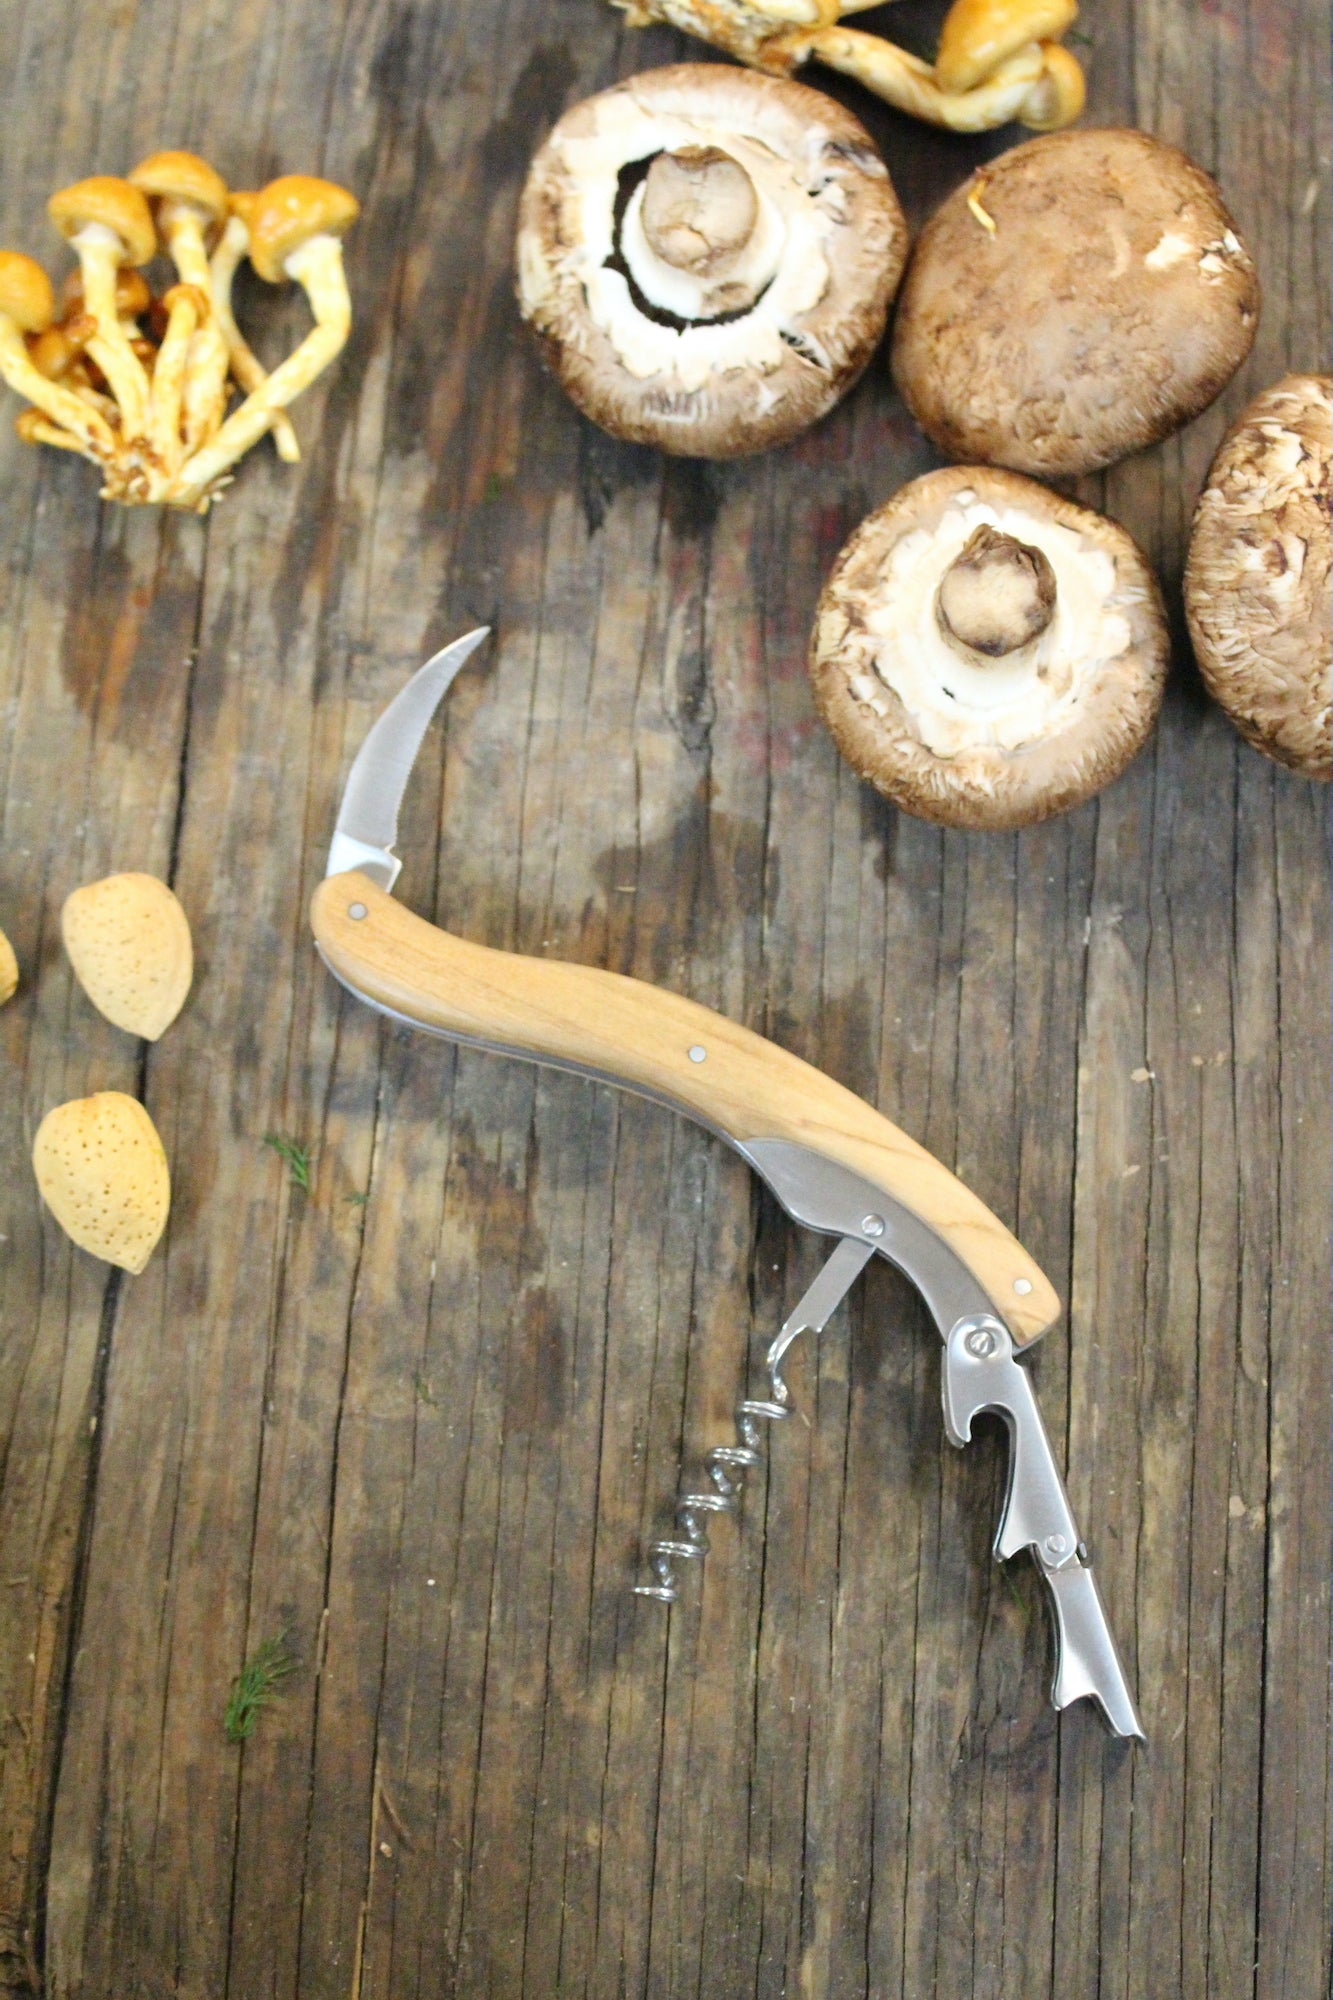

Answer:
[224,1634,297,1743]
[264,1132,312,1191]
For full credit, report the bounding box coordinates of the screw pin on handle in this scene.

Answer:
[633,1233,875,1604]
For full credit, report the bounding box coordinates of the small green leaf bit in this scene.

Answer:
[224,1634,297,1743]
[264,1132,312,1191]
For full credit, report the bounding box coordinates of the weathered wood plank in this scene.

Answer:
[0,0,1326,1995]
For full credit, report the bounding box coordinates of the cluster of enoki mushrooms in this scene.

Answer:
[613,0,1087,132]
[0,155,358,511]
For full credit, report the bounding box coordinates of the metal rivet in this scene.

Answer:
[1013,1277,1032,1295]
[348,902,368,921]
[965,1326,996,1358]
[861,1214,885,1239]
[688,1045,707,1064]
[1045,1533,1068,1558]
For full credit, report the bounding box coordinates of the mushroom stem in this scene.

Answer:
[67,225,152,437]
[640,147,759,274]
[155,210,232,453]
[16,407,91,452]
[147,284,204,470]
[170,231,350,507]
[936,524,1057,656]
[0,316,115,457]
[806,27,1049,131]
[207,212,300,462]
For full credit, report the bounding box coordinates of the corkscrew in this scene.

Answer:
[314,636,1146,1739]
[634,1234,873,1601]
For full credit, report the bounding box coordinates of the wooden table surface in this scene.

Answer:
[1,2,1329,1995]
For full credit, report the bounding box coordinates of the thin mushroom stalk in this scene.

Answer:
[172,176,358,507]
[48,182,159,441]
[611,0,1086,132]
[207,208,301,462]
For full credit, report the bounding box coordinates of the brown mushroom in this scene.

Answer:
[891,129,1260,478]
[128,151,234,451]
[48,177,158,439]
[809,466,1169,830]
[172,174,358,506]
[1184,374,1331,779]
[0,250,114,459]
[516,64,907,459]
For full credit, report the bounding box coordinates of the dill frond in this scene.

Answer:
[264,1132,313,1191]
[224,1634,297,1743]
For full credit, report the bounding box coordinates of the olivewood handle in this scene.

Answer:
[312,872,1060,1344]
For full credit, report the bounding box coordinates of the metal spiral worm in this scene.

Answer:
[633,1373,793,1603]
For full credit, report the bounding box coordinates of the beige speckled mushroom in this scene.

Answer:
[172,173,358,507]
[1184,374,1331,779]
[128,151,234,451]
[48,177,157,440]
[516,64,907,458]
[809,466,1169,830]
[0,250,114,459]
[892,129,1260,478]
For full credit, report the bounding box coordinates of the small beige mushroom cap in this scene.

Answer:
[892,129,1260,478]
[0,251,55,332]
[128,150,230,230]
[48,177,157,266]
[1184,374,1331,779]
[809,466,1169,831]
[248,176,360,282]
[517,65,908,459]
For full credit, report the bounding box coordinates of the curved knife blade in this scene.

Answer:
[327,628,490,890]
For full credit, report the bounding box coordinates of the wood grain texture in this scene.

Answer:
[0,0,1328,1996]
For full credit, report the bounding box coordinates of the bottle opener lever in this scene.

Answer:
[312,637,1144,1741]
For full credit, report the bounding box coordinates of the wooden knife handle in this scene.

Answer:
[312,873,1060,1344]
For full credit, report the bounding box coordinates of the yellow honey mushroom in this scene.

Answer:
[207,197,300,463]
[934,0,1077,94]
[16,407,90,452]
[147,283,207,472]
[610,0,1086,132]
[0,250,115,460]
[47,178,157,440]
[32,1091,171,1274]
[0,927,18,1004]
[128,151,233,452]
[173,175,358,508]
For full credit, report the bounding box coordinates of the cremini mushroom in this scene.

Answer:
[172,173,359,506]
[809,466,1169,830]
[47,177,158,441]
[1184,374,1331,779]
[892,129,1260,477]
[516,64,907,458]
[128,150,233,450]
[611,0,1086,133]
[0,250,114,459]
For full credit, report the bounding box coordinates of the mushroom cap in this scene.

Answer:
[247,175,360,282]
[48,177,157,266]
[891,129,1260,478]
[1184,374,1331,779]
[0,251,55,332]
[809,466,1169,831]
[128,150,230,230]
[516,64,908,460]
